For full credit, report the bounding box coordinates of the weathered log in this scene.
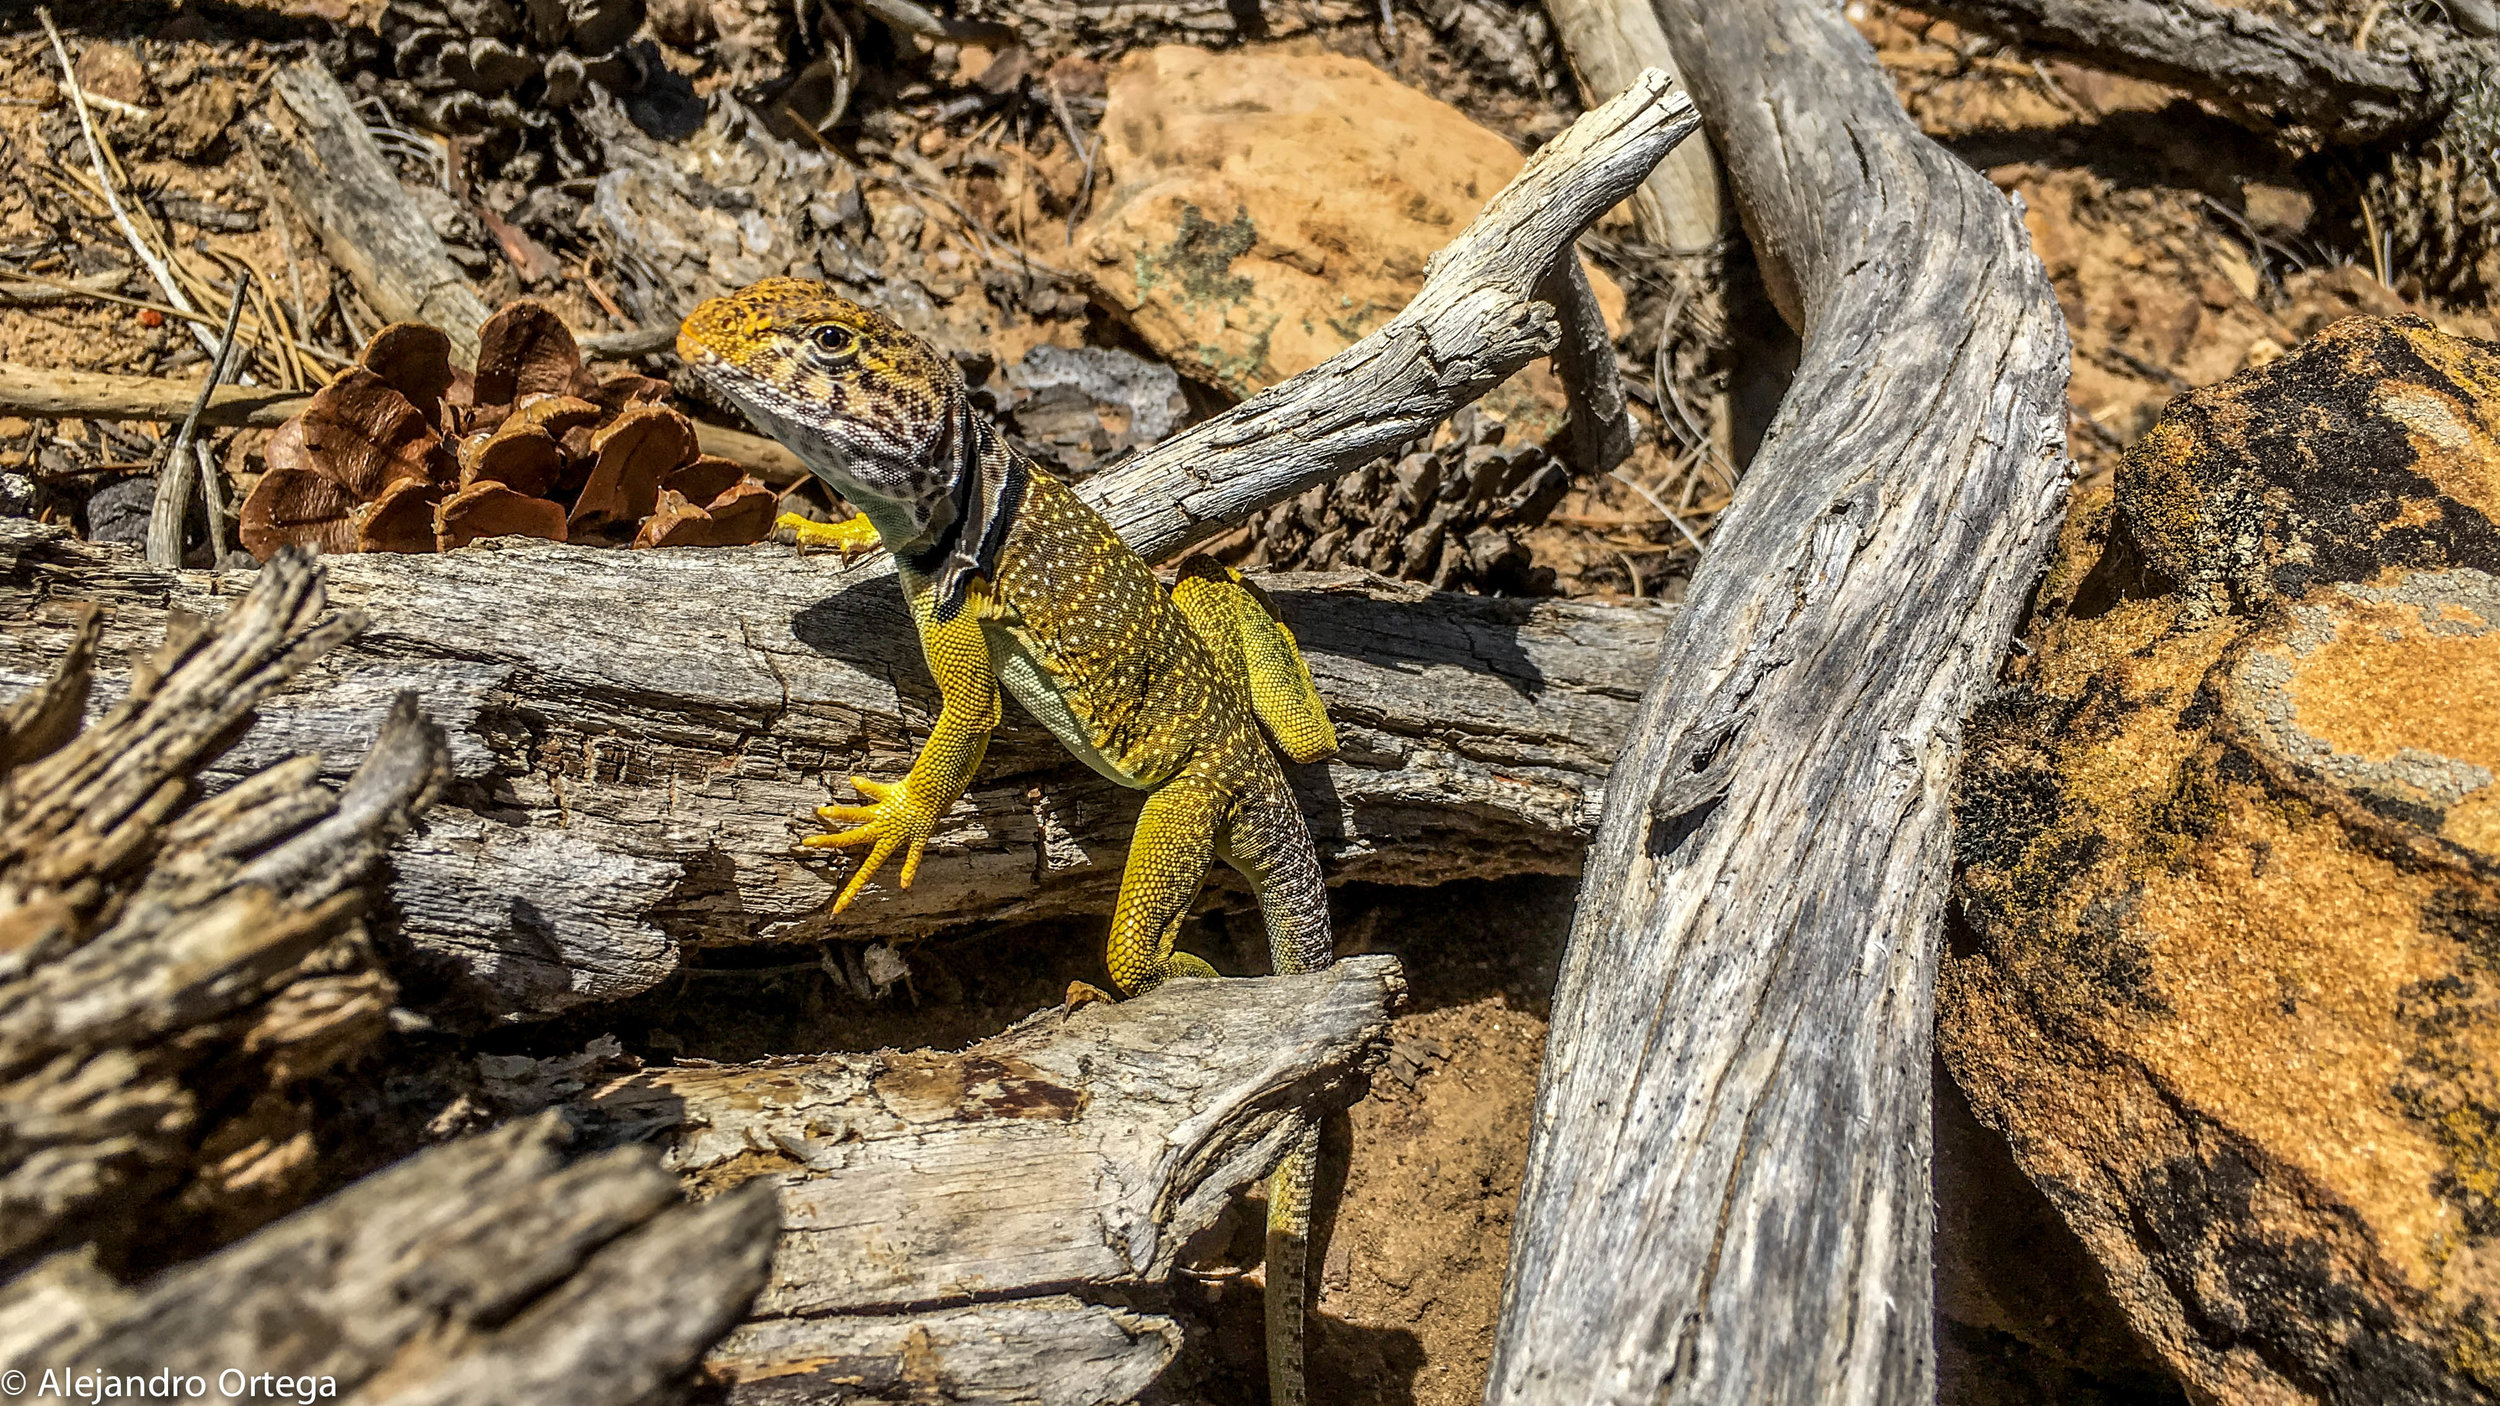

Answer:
[557,956,1402,1404]
[1915,0,2438,144]
[0,521,1667,1021]
[0,1112,779,1406]
[0,550,442,1276]
[1489,11,2071,1406]
[265,61,494,360]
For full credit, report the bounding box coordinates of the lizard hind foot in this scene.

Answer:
[1062,980,1119,1010]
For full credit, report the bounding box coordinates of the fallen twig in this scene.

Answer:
[242,140,318,363]
[146,270,250,569]
[0,268,129,306]
[1916,0,2437,143]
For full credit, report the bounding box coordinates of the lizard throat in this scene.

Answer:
[905,409,1028,621]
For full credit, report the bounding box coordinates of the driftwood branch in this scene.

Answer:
[1078,71,1698,561]
[0,362,810,484]
[1916,0,2438,144]
[1488,6,2072,1403]
[1543,0,1728,256]
[561,957,1402,1403]
[266,62,494,360]
[0,1114,778,1406]
[0,521,1667,1021]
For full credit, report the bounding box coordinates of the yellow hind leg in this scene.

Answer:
[1215,775,1332,1406]
[1169,556,1338,765]
[1104,775,1225,995]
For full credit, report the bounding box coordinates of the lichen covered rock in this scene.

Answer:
[1945,315,2500,1405]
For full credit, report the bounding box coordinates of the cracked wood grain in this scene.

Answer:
[0,522,1669,1022]
[563,957,1403,1403]
[0,551,445,1277]
[0,552,775,1405]
[1486,2,2073,1402]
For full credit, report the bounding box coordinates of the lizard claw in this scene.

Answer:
[1062,981,1119,1011]
[800,774,940,911]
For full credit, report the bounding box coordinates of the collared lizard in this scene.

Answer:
[678,278,1339,1406]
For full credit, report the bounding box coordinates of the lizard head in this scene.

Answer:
[676,278,974,539]
[678,278,1024,612]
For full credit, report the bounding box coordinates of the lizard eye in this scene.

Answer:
[809,325,861,365]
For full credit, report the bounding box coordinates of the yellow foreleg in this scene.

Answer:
[802,582,1001,910]
[776,511,884,558]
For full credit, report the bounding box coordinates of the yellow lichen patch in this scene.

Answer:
[2123,795,2466,1288]
[2379,382,2500,530]
[2450,790,2500,858]
[2263,582,2500,862]
[2115,416,2211,579]
[1952,315,2500,1404]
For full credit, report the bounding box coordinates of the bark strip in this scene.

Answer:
[1917,0,2437,144]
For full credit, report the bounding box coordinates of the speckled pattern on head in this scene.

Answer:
[681,277,1339,1406]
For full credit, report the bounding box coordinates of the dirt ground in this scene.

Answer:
[6,1,2499,1403]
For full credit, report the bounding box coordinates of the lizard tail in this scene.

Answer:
[1266,1124,1319,1406]
[1217,776,1332,1406]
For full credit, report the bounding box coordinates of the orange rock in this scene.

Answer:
[1077,44,1623,400]
[1946,316,2500,1404]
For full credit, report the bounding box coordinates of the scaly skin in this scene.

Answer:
[678,279,1336,1406]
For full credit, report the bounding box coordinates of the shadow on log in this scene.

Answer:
[1488,6,2072,1404]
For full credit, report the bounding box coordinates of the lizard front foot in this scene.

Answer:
[802,775,942,911]
[776,511,884,560]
